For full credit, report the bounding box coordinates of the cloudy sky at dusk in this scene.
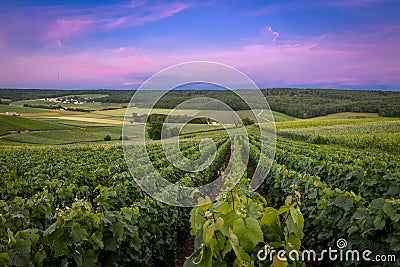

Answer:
[0,0,399,90]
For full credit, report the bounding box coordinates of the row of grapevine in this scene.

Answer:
[277,120,400,152]
[277,138,400,167]
[185,136,305,266]
[249,139,400,265]
[251,135,400,200]
[0,136,230,266]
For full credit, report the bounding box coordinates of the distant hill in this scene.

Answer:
[1,88,399,118]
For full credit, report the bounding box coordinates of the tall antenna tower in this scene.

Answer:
[58,73,60,89]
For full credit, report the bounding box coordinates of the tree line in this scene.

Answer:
[1,88,399,118]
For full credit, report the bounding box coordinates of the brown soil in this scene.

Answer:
[175,235,195,266]
[175,147,231,266]
[246,155,273,206]
[223,148,232,170]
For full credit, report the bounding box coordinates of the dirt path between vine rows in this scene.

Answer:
[175,147,232,266]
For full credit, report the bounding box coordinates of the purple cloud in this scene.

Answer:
[45,17,97,41]
[104,2,193,30]
[1,26,399,89]
[0,1,193,47]
[264,26,280,44]
[0,1,398,89]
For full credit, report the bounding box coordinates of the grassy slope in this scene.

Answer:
[0,104,89,118]
[308,112,381,120]
[40,118,113,127]
[275,117,400,153]
[0,104,52,114]
[12,100,125,111]
[271,111,296,122]
[0,114,73,135]
[0,99,395,146]
[60,94,108,99]
[275,117,399,130]
[97,108,297,122]
[0,126,123,145]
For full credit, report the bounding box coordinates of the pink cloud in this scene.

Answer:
[104,2,193,30]
[125,0,147,9]
[41,1,193,39]
[0,48,162,88]
[45,18,96,41]
[55,40,63,48]
[104,17,128,30]
[264,26,280,44]
[73,66,127,77]
[107,46,140,53]
[1,25,399,89]
[0,1,193,48]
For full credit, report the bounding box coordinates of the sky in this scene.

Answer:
[0,0,399,90]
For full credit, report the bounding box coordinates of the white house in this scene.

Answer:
[5,112,20,116]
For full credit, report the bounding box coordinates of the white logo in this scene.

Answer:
[336,238,347,249]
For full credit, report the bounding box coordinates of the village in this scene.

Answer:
[38,97,87,105]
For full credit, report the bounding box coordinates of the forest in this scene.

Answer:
[1,88,399,118]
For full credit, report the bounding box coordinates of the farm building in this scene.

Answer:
[5,112,20,116]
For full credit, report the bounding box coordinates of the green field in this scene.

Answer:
[40,118,115,128]
[0,103,383,126]
[0,102,397,148]
[0,106,125,145]
[60,94,108,99]
[0,116,399,266]
[278,119,400,153]
[0,114,72,135]
[107,108,296,122]
[0,90,399,266]
[0,104,56,115]
[12,99,125,111]
[309,112,382,120]
[0,126,123,145]
[0,103,297,146]
[0,98,11,105]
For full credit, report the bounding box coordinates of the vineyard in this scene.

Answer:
[0,118,399,266]
[1,0,400,264]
